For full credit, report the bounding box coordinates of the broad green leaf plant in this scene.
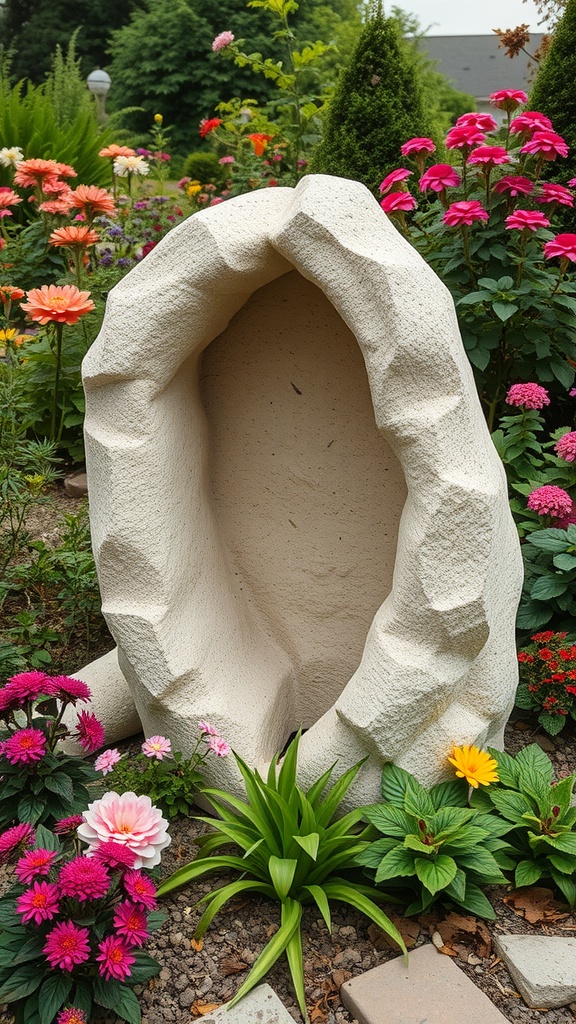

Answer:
[157,732,406,1021]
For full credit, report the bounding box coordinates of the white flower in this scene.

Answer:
[113,155,150,177]
[78,790,171,869]
[0,147,24,168]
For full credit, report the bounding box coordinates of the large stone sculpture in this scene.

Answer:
[76,174,523,804]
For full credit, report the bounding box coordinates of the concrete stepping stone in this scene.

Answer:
[341,942,509,1023]
[494,934,576,1009]
[201,983,296,1023]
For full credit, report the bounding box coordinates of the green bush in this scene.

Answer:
[182,150,226,186]
[530,0,576,189]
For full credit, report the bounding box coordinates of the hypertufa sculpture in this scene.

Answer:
[75,174,523,804]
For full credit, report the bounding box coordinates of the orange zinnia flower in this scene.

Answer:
[21,285,95,325]
[69,184,116,219]
[42,178,72,196]
[49,225,100,249]
[247,133,273,156]
[14,158,76,188]
[39,194,75,215]
[0,285,25,303]
[98,144,136,159]
[0,189,23,209]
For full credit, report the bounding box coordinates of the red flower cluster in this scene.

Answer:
[516,631,576,734]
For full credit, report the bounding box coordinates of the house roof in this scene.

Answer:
[419,34,544,99]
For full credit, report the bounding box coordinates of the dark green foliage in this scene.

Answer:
[311,5,435,195]
[106,750,205,819]
[529,0,576,192]
[182,151,227,186]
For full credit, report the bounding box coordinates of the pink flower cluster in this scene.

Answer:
[211,31,234,52]
[506,383,551,410]
[555,431,576,462]
[198,721,231,757]
[527,485,573,519]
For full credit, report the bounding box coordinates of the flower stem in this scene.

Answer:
[50,322,64,442]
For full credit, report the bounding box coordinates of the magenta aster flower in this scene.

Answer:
[94,748,121,774]
[211,30,234,52]
[378,168,412,194]
[4,727,46,765]
[380,191,416,213]
[455,112,498,131]
[123,869,157,910]
[56,1009,88,1024]
[50,675,91,704]
[400,136,436,157]
[443,200,489,227]
[53,815,84,836]
[505,209,550,232]
[43,921,91,971]
[4,671,55,707]
[506,383,550,409]
[58,855,110,901]
[468,146,510,167]
[74,710,105,752]
[16,880,60,925]
[419,163,461,193]
[198,721,219,736]
[113,900,149,947]
[489,88,528,111]
[446,125,486,149]
[493,175,534,197]
[543,234,576,263]
[0,823,35,864]
[141,735,172,760]
[521,130,569,160]
[527,485,573,518]
[555,432,576,462]
[15,847,57,883]
[92,841,137,871]
[78,791,171,869]
[208,735,231,757]
[510,110,553,136]
[96,935,135,981]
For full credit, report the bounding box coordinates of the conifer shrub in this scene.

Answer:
[529,0,576,188]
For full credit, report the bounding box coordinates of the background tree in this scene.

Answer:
[528,0,576,187]
[311,1,436,194]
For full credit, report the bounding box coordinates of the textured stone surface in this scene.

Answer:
[341,943,509,1023]
[79,174,523,802]
[200,984,295,1024]
[494,935,576,1008]
[63,471,88,496]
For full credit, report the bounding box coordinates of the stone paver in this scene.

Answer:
[340,942,509,1024]
[494,934,576,1008]
[63,471,88,496]
[201,983,295,1023]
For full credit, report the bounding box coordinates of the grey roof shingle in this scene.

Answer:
[419,34,544,99]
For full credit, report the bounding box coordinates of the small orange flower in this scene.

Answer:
[98,144,136,159]
[42,178,72,196]
[69,184,116,219]
[49,225,100,249]
[247,133,273,156]
[0,285,25,303]
[21,285,95,325]
[14,158,76,188]
[0,189,23,209]
[39,195,75,215]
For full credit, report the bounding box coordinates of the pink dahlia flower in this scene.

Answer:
[543,234,576,263]
[43,920,91,971]
[467,145,510,167]
[555,432,576,462]
[443,200,489,227]
[493,175,534,197]
[527,485,573,518]
[537,183,574,208]
[123,868,157,909]
[4,727,46,764]
[50,675,91,704]
[15,848,57,883]
[74,710,105,752]
[96,935,135,981]
[16,880,60,925]
[510,111,553,136]
[489,88,528,111]
[93,840,137,871]
[380,191,416,213]
[455,112,498,132]
[59,855,110,900]
[198,721,219,736]
[506,383,550,409]
[78,791,171,869]
[94,748,121,774]
[400,136,436,157]
[53,815,84,836]
[5,671,55,706]
[208,735,232,757]
[113,900,149,946]
[378,168,412,194]
[211,31,234,52]
[446,125,486,149]
[419,163,461,192]
[505,210,550,232]
[0,823,35,864]
[521,130,569,160]
[56,1010,88,1024]
[141,735,172,760]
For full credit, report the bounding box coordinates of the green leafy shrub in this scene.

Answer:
[357,763,510,919]
[157,732,406,1021]
[529,0,576,190]
[182,151,226,186]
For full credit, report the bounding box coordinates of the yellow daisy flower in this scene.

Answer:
[447,744,499,788]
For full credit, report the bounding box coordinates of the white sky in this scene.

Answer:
[396,0,544,35]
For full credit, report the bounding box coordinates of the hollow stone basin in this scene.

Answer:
[75,174,523,804]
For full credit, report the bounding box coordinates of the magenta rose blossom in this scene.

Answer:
[543,234,576,263]
[506,383,550,409]
[446,124,486,150]
[78,791,171,869]
[443,201,489,227]
[521,130,569,160]
[400,136,436,157]
[380,191,416,213]
[378,168,412,194]
[467,145,509,167]
[505,210,550,232]
[536,182,574,207]
[510,110,553,136]
[489,88,528,111]
[455,112,497,131]
[527,485,573,518]
[555,432,576,462]
[419,163,461,193]
[493,175,534,197]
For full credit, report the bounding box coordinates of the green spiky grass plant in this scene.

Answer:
[157,732,406,1021]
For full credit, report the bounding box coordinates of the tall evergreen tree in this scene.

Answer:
[311,2,435,195]
[529,0,576,190]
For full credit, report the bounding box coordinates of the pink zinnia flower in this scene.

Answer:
[543,234,576,263]
[378,168,412,194]
[5,670,54,705]
[78,791,171,869]
[74,710,105,752]
[527,485,573,518]
[443,200,489,227]
[43,921,91,971]
[15,848,57,883]
[400,136,436,157]
[123,869,157,910]
[493,175,534,197]
[555,432,576,462]
[4,727,46,764]
[92,841,137,871]
[521,130,569,160]
[537,183,574,208]
[219,155,235,164]
[58,856,110,901]
[380,191,416,213]
[468,146,510,167]
[490,88,528,111]
[505,209,550,232]
[56,1010,88,1024]
[96,935,135,981]
[510,111,553,136]
[16,880,60,925]
[50,675,91,704]
[446,125,486,149]
[419,163,461,193]
[198,721,219,736]
[506,383,550,409]
[211,30,234,52]
[53,815,84,836]
[208,735,231,757]
[456,112,498,131]
[113,900,149,946]
[0,823,35,864]
[94,748,121,774]
[141,735,172,760]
